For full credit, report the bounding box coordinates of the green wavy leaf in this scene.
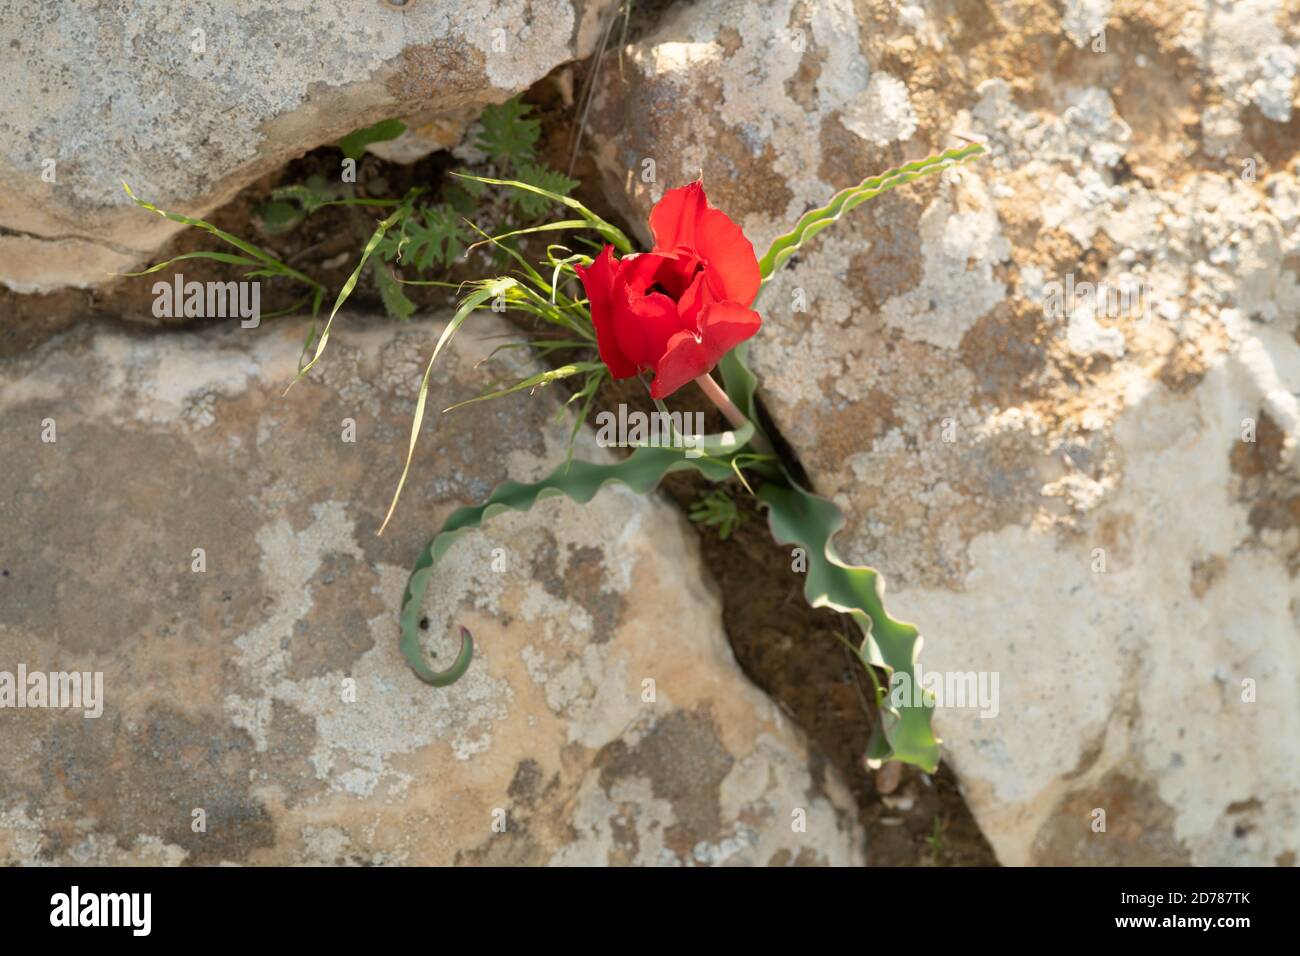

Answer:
[758,142,986,281]
[399,447,734,684]
[730,147,988,768]
[759,482,936,771]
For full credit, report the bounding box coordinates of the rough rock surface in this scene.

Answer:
[586,0,1300,865]
[0,313,864,866]
[0,0,613,293]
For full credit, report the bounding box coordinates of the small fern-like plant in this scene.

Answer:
[371,96,580,319]
[690,489,745,540]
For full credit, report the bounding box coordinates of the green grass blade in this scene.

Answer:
[466,219,588,251]
[378,278,518,535]
[489,338,594,356]
[562,369,604,464]
[463,219,553,295]
[121,182,320,290]
[442,361,601,413]
[293,196,405,211]
[453,172,634,253]
[112,250,263,277]
[287,202,412,392]
[259,292,318,322]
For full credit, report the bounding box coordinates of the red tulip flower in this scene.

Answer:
[576,182,762,399]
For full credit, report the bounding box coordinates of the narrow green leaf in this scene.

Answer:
[463,218,553,295]
[467,219,588,252]
[488,338,594,356]
[113,250,263,277]
[563,368,604,464]
[121,182,323,292]
[288,201,413,392]
[259,292,317,322]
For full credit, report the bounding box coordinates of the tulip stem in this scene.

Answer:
[694,373,773,455]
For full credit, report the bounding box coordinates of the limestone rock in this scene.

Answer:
[0,312,864,866]
[586,0,1300,865]
[0,0,614,293]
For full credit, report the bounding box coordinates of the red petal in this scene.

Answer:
[618,251,673,293]
[649,300,762,399]
[675,271,714,329]
[695,207,760,307]
[576,246,637,379]
[649,182,760,307]
[615,283,689,369]
[648,181,709,253]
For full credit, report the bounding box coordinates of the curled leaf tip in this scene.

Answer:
[414,625,474,687]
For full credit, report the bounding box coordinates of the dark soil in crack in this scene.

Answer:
[1,61,997,866]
